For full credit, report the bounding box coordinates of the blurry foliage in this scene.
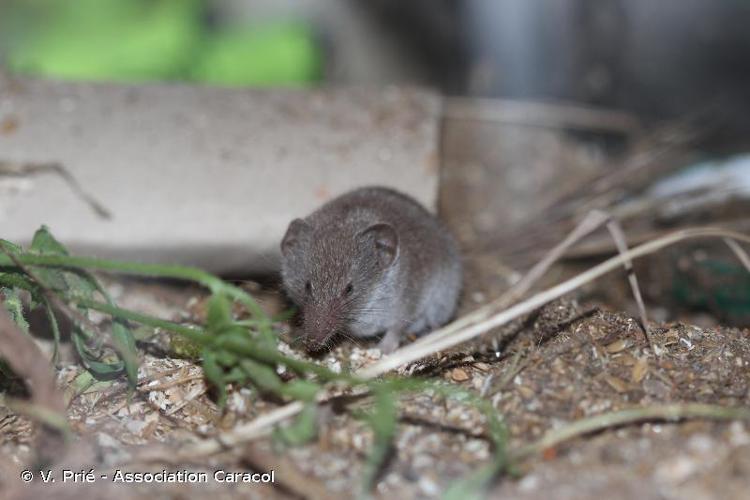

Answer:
[1,227,139,384]
[190,22,321,86]
[0,226,510,496]
[0,0,320,86]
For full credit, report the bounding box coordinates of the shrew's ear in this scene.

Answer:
[281,218,311,256]
[358,223,398,267]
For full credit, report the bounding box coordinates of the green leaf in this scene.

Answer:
[206,293,233,334]
[80,357,125,378]
[1,287,29,334]
[281,379,320,402]
[63,370,102,405]
[441,389,512,499]
[0,239,24,256]
[71,330,124,379]
[213,327,259,354]
[29,227,99,300]
[223,365,249,384]
[41,296,62,364]
[27,227,72,291]
[112,320,139,387]
[214,349,238,366]
[30,226,70,255]
[63,269,100,300]
[273,403,317,447]
[239,358,284,394]
[202,349,226,407]
[361,387,397,494]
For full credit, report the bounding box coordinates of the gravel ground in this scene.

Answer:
[2,119,748,499]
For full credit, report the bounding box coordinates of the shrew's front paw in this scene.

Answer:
[376,329,401,354]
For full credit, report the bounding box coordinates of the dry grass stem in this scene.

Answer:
[140,227,750,461]
[364,227,750,377]
[512,403,750,461]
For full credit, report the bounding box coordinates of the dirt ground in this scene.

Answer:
[2,118,749,499]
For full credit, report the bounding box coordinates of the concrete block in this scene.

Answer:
[0,77,441,273]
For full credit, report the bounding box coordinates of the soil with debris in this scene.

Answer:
[3,120,750,499]
[3,279,749,500]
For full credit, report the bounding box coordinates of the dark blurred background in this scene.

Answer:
[2,0,750,124]
[3,0,750,324]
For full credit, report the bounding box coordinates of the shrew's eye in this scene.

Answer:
[305,281,312,295]
[344,283,353,296]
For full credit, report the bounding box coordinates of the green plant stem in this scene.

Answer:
[0,253,267,320]
[6,398,72,439]
[217,334,354,383]
[76,297,351,385]
[2,243,513,495]
[512,403,750,461]
[76,298,207,344]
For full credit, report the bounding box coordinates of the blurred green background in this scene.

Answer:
[0,0,321,86]
[1,0,749,124]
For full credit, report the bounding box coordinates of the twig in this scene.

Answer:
[511,403,750,461]
[602,212,652,350]
[138,374,205,392]
[242,444,343,500]
[363,227,750,378]
[723,237,750,272]
[131,227,750,461]
[0,306,69,465]
[0,307,66,418]
[132,401,306,462]
[508,211,610,300]
[0,160,111,219]
[407,209,651,355]
[409,210,613,353]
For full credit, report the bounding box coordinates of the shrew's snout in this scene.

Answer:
[301,305,343,351]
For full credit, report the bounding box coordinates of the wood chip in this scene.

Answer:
[518,385,536,399]
[451,368,470,382]
[631,357,649,383]
[618,353,637,366]
[605,339,630,353]
[603,374,629,393]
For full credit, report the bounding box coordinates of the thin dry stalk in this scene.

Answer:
[0,308,65,416]
[132,401,305,462]
[242,443,344,500]
[0,161,111,219]
[413,209,652,353]
[511,403,750,461]
[145,227,750,460]
[0,307,68,467]
[364,227,750,377]
[603,213,652,349]
[723,237,750,272]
